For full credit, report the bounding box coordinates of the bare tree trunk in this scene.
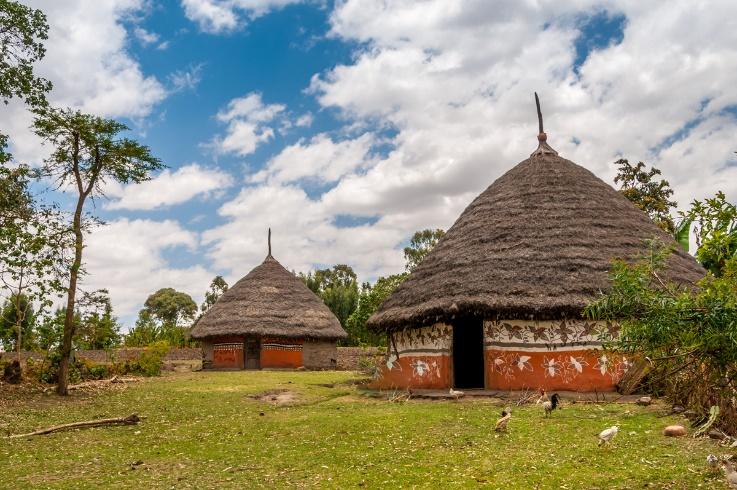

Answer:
[57,196,85,396]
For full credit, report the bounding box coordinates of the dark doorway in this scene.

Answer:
[452,318,485,388]
[244,339,261,369]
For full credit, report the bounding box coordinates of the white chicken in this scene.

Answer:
[598,426,619,447]
[535,389,549,405]
[449,388,465,399]
[494,408,512,432]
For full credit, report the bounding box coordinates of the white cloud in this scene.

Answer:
[203,0,737,285]
[84,219,214,324]
[133,26,159,46]
[169,63,205,92]
[105,164,233,211]
[1,0,167,163]
[295,113,314,127]
[181,0,303,33]
[250,133,375,184]
[207,92,285,156]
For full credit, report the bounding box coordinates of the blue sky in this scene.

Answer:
[3,0,737,328]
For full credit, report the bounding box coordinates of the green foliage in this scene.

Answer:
[74,290,121,350]
[0,0,51,107]
[299,265,359,340]
[585,243,737,433]
[681,191,737,277]
[0,294,36,351]
[614,159,677,235]
[35,307,75,351]
[127,289,197,347]
[128,341,169,377]
[199,275,228,315]
[347,274,408,346]
[403,228,445,271]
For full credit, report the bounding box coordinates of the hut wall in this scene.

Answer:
[202,340,214,369]
[210,336,245,369]
[371,323,452,389]
[484,319,628,392]
[303,340,338,369]
[260,337,303,368]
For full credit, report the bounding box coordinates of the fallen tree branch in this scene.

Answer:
[8,414,140,439]
[68,375,140,390]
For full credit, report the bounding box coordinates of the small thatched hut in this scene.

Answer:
[190,233,347,370]
[367,97,704,392]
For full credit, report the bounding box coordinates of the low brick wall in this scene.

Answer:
[336,347,384,371]
[1,348,203,364]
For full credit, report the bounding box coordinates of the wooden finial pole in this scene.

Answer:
[535,92,544,135]
[268,228,271,256]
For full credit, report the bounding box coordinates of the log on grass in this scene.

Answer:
[8,414,140,439]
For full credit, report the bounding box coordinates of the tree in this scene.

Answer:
[0,202,71,363]
[199,276,228,316]
[614,159,677,234]
[299,265,359,338]
[346,273,408,346]
[681,191,737,277]
[0,294,36,351]
[584,243,737,434]
[33,108,164,395]
[403,228,445,271]
[0,0,52,162]
[35,307,70,351]
[0,0,51,107]
[74,290,121,350]
[127,288,197,347]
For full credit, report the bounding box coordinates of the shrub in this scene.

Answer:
[128,341,169,376]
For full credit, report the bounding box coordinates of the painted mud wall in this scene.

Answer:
[372,320,629,391]
[372,323,452,389]
[209,336,245,369]
[260,338,304,368]
[484,319,629,391]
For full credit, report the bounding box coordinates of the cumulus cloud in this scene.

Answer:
[250,133,375,184]
[105,164,233,211]
[84,219,213,322]
[181,0,302,33]
[203,0,737,285]
[1,0,167,163]
[207,92,285,156]
[133,26,159,46]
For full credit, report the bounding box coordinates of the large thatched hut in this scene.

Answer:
[191,234,347,370]
[367,98,704,392]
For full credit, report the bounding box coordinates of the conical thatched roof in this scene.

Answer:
[190,254,347,340]
[368,132,704,331]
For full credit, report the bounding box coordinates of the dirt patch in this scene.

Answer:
[249,389,299,405]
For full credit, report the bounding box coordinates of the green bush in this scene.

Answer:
[127,341,169,377]
[33,351,82,385]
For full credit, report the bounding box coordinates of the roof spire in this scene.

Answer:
[268,227,272,257]
[531,92,558,157]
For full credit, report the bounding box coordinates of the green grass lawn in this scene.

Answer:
[0,371,732,489]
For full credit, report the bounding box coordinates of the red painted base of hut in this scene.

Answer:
[370,320,630,392]
[202,337,339,370]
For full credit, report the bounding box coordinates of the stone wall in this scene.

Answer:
[303,341,337,369]
[1,348,203,364]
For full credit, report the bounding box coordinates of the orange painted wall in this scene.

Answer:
[485,349,626,392]
[260,348,303,368]
[213,344,244,369]
[370,355,451,390]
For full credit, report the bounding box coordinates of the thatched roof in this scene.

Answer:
[190,254,347,340]
[368,134,705,331]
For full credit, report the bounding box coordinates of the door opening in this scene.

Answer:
[244,339,261,369]
[452,318,485,388]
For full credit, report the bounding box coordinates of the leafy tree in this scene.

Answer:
[33,107,164,395]
[0,0,51,107]
[403,228,445,271]
[74,289,121,350]
[124,310,161,347]
[200,275,228,315]
[0,294,36,351]
[0,202,71,363]
[35,307,71,351]
[346,273,408,346]
[614,159,677,235]
[0,139,33,227]
[127,288,197,347]
[299,265,359,339]
[681,191,737,277]
[585,244,737,434]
